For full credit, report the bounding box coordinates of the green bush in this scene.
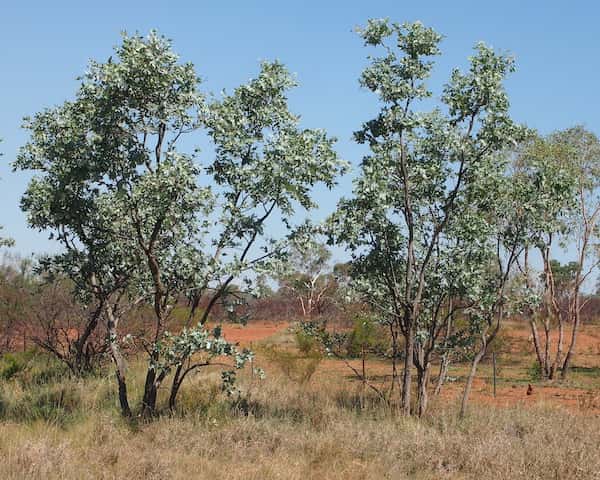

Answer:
[0,350,38,380]
[527,360,543,381]
[0,382,82,426]
[21,356,70,387]
[0,350,71,387]
[262,345,321,385]
[17,385,81,425]
[295,328,319,355]
[0,355,23,380]
[345,315,387,358]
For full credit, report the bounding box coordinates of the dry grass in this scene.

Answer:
[1,352,600,480]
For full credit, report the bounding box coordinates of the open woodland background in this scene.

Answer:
[1,14,600,480]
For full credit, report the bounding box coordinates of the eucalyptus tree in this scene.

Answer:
[515,128,600,380]
[329,19,527,416]
[513,134,577,380]
[14,31,201,413]
[166,61,345,411]
[16,32,345,416]
[276,239,337,318]
[556,127,600,378]
[457,159,541,417]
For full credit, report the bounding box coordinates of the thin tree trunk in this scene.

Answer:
[401,329,414,415]
[388,323,401,401]
[549,313,564,379]
[106,306,131,417]
[542,318,551,377]
[416,363,430,417]
[460,339,486,419]
[529,318,545,376]
[562,298,581,378]
[434,353,450,396]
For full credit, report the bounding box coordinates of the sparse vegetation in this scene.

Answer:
[0,350,600,479]
[1,13,599,480]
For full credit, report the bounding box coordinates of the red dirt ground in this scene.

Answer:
[440,378,600,414]
[215,320,289,345]
[232,319,600,414]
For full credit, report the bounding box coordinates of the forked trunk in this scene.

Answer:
[71,305,102,375]
[529,318,546,376]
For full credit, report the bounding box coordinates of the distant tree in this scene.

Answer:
[557,127,600,378]
[28,274,109,374]
[277,240,338,318]
[545,260,579,299]
[0,255,34,352]
[517,127,600,380]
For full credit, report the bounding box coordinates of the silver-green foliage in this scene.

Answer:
[15,31,345,414]
[329,19,529,415]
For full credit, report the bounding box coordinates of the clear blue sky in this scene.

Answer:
[1,0,599,257]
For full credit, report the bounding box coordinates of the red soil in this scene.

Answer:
[215,320,289,345]
[507,322,600,358]
[237,320,600,414]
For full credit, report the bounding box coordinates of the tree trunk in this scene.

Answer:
[141,360,159,417]
[388,323,401,401]
[401,330,414,415]
[106,306,131,417]
[169,365,183,411]
[434,353,449,396]
[416,364,430,417]
[71,303,103,375]
[549,314,564,379]
[460,336,487,419]
[529,318,546,376]
[542,319,551,378]
[562,299,581,378]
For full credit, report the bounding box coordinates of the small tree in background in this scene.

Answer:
[515,127,600,380]
[276,240,338,319]
[0,255,33,352]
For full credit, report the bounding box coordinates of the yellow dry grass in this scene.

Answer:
[1,358,600,480]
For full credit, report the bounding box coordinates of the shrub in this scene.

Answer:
[262,345,321,385]
[16,384,81,425]
[295,328,320,355]
[0,350,38,380]
[0,354,23,380]
[527,360,543,381]
[345,314,387,358]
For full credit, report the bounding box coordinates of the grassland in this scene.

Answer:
[0,321,599,479]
